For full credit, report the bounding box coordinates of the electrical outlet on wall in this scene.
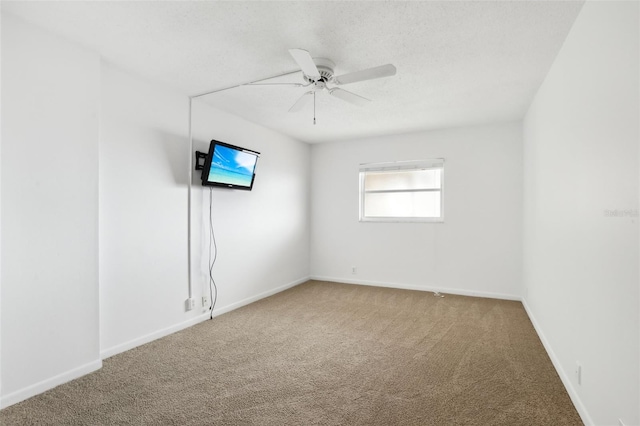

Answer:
[575,362,582,385]
[351,266,357,275]
[185,298,195,311]
[202,296,209,308]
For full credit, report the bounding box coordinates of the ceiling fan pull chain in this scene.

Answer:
[313,92,316,125]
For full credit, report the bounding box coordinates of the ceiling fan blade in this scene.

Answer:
[288,91,313,112]
[244,82,305,87]
[329,88,370,106]
[289,48,321,80]
[334,64,397,85]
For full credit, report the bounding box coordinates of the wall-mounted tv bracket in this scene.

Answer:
[195,151,207,171]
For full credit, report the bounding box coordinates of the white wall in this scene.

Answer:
[1,14,101,407]
[190,100,311,315]
[0,7,4,402]
[522,2,639,425]
[311,123,523,300]
[1,12,311,407]
[99,63,199,357]
[99,70,311,357]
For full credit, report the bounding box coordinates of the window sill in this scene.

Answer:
[359,217,444,223]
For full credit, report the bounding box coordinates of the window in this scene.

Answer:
[359,160,444,222]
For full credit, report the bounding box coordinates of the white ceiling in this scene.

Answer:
[3,1,584,144]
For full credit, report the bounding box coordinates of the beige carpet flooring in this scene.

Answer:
[0,280,582,425]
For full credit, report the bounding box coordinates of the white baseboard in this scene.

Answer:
[211,276,309,318]
[521,298,594,426]
[100,312,211,360]
[310,275,521,301]
[101,276,309,358]
[0,359,102,409]
[1,277,310,411]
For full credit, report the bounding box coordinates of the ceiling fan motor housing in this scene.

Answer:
[303,57,336,83]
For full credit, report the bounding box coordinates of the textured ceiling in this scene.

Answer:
[3,1,584,143]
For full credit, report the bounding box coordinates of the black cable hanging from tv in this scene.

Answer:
[208,188,218,319]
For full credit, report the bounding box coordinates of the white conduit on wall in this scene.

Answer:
[185,70,300,300]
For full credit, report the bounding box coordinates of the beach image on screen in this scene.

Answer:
[208,145,257,187]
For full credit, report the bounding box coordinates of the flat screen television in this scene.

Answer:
[201,140,260,190]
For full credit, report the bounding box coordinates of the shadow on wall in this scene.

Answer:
[157,130,191,187]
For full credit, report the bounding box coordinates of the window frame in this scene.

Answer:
[358,159,445,223]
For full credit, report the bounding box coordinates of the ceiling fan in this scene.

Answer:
[246,48,397,124]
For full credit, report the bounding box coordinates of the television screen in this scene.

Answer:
[201,140,260,190]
